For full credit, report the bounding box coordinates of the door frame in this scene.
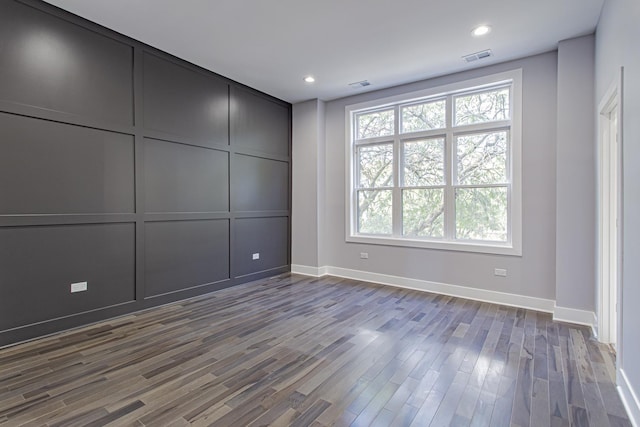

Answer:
[597,68,623,350]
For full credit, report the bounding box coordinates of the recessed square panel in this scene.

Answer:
[234,217,288,277]
[231,87,289,156]
[145,220,230,297]
[0,113,134,215]
[0,223,135,331]
[233,154,288,212]
[144,138,229,213]
[0,1,133,125]
[143,53,228,146]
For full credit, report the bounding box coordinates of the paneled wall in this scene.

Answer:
[0,0,291,346]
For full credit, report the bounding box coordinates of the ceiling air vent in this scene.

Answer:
[462,49,493,63]
[349,80,371,88]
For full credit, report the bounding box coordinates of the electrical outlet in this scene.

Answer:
[252,253,260,260]
[360,252,369,259]
[71,281,88,293]
[494,268,507,277]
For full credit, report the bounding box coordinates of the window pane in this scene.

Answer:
[403,138,445,187]
[358,144,393,188]
[356,109,394,139]
[358,190,392,235]
[456,131,507,185]
[401,100,446,133]
[403,189,444,238]
[454,88,509,126]
[455,187,507,241]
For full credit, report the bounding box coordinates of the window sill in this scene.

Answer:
[346,234,522,256]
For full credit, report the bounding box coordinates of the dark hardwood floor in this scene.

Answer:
[0,274,631,426]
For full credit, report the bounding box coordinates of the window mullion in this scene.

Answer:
[392,106,402,237]
[352,133,358,235]
[506,128,512,244]
[445,133,456,241]
[444,95,456,240]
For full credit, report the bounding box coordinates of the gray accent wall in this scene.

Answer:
[0,0,291,346]
[596,0,640,421]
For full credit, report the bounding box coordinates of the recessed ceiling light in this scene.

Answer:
[304,76,316,83]
[471,25,491,37]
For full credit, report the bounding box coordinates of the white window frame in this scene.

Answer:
[345,69,522,256]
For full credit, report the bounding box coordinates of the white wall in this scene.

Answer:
[289,12,637,419]
[292,99,324,268]
[318,53,558,302]
[556,35,596,313]
[292,47,601,326]
[596,0,640,423]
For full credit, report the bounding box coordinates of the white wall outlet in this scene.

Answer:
[360,252,369,259]
[252,253,260,260]
[71,281,88,293]
[494,268,507,277]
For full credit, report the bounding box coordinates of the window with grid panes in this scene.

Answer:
[347,70,522,255]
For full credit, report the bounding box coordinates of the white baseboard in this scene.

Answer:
[291,264,325,277]
[553,305,598,331]
[619,369,640,427]
[292,264,555,314]
[292,265,598,330]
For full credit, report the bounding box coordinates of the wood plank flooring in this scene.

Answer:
[0,273,631,426]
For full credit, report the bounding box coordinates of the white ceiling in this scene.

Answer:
[44,0,604,104]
